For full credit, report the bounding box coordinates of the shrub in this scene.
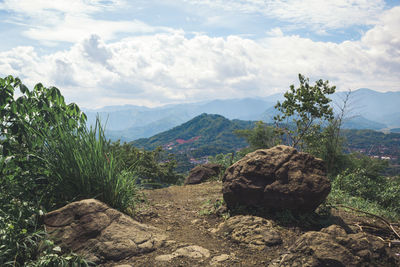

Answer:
[331,155,400,218]
[110,142,184,188]
[0,75,138,264]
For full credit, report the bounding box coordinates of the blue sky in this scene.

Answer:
[0,0,399,108]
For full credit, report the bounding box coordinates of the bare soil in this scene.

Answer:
[105,181,400,266]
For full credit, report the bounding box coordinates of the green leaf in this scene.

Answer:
[20,84,29,94]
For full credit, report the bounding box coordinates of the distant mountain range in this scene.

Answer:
[83,88,400,142]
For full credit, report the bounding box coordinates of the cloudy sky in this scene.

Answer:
[0,0,399,108]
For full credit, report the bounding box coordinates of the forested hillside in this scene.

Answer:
[132,114,400,173]
[132,113,254,156]
[131,114,254,171]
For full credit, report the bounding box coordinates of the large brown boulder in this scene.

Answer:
[44,199,167,264]
[269,225,398,266]
[184,163,223,185]
[222,145,330,213]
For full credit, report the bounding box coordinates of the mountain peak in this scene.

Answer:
[131,114,254,161]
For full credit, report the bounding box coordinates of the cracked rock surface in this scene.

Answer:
[269,225,397,267]
[211,215,282,249]
[44,199,167,264]
[223,145,331,213]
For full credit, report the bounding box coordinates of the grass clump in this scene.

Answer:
[38,120,139,213]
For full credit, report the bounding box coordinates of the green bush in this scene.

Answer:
[234,121,278,150]
[331,154,400,218]
[109,142,184,188]
[0,75,137,265]
[208,150,249,180]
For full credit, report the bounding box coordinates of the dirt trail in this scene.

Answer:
[108,181,288,266]
[105,181,400,266]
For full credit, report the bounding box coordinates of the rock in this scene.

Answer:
[184,163,223,185]
[210,254,231,265]
[191,219,201,224]
[213,215,282,249]
[155,245,210,262]
[155,254,175,262]
[44,199,167,264]
[222,145,331,213]
[174,245,211,258]
[269,225,398,267]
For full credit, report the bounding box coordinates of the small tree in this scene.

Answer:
[274,74,335,150]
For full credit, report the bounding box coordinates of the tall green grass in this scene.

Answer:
[38,119,139,213]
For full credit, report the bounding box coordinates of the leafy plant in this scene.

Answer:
[199,198,226,217]
[274,74,335,150]
[330,154,400,219]
[0,75,141,265]
[234,121,278,150]
[109,142,184,188]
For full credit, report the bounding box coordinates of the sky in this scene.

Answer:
[0,0,399,109]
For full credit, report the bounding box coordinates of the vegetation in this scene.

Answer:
[132,114,253,153]
[328,154,400,219]
[0,75,182,265]
[2,72,397,264]
[108,142,184,188]
[274,74,335,150]
[1,75,98,265]
[234,121,278,150]
[132,113,254,172]
[212,74,400,220]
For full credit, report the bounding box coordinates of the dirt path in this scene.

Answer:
[108,181,289,266]
[105,181,400,266]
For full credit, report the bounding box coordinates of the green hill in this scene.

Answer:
[131,113,254,158]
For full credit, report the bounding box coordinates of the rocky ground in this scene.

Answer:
[44,180,400,266]
[43,146,400,266]
[102,181,400,266]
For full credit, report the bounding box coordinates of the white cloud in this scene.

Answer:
[267,27,284,37]
[0,6,399,108]
[0,0,171,44]
[0,0,124,16]
[23,16,165,44]
[184,0,386,32]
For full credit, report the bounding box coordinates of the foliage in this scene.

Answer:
[0,75,136,265]
[199,198,224,216]
[234,121,278,150]
[109,142,184,188]
[132,113,253,156]
[208,152,238,169]
[1,75,139,212]
[328,187,400,221]
[0,197,43,265]
[0,76,86,158]
[207,150,249,180]
[132,113,254,172]
[27,252,92,267]
[306,91,352,177]
[0,185,93,266]
[307,120,348,177]
[274,74,335,150]
[330,154,400,218]
[37,119,140,213]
